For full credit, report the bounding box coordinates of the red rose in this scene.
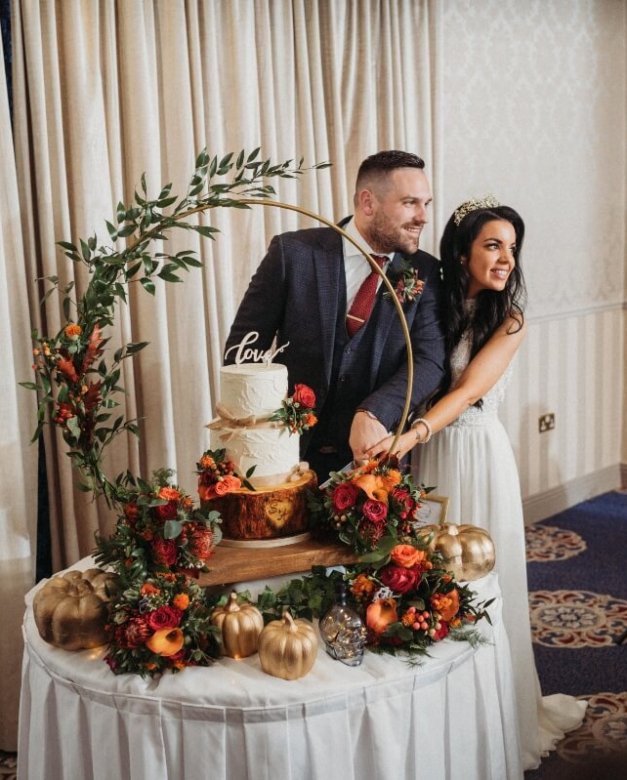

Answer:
[332,482,359,512]
[361,498,388,525]
[379,564,419,594]
[392,486,417,519]
[155,501,178,521]
[152,537,178,566]
[147,605,182,631]
[292,383,316,409]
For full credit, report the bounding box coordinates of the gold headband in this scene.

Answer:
[453,195,501,226]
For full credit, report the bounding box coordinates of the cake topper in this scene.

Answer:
[224,331,290,365]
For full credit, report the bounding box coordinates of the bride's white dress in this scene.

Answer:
[414,323,587,771]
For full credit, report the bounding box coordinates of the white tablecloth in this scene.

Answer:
[18,562,523,780]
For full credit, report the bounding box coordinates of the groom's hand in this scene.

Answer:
[349,410,388,462]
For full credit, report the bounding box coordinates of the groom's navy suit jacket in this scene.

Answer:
[224,224,446,468]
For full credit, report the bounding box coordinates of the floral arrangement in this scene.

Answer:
[196,448,254,500]
[251,539,491,659]
[269,383,318,434]
[385,259,425,304]
[95,469,222,585]
[345,541,489,653]
[308,456,427,553]
[92,468,223,675]
[298,455,493,656]
[104,570,220,676]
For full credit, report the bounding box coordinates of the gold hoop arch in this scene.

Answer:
[181,197,414,456]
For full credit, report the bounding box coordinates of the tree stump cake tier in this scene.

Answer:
[207,469,317,542]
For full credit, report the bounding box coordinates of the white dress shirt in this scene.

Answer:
[341,217,392,309]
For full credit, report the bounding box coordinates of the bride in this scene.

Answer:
[369,196,586,770]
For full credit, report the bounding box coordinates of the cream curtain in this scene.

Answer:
[6,0,436,745]
[11,0,437,573]
[0,32,38,750]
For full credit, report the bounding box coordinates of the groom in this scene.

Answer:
[224,150,445,480]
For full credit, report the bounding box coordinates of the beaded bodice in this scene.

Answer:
[449,312,512,426]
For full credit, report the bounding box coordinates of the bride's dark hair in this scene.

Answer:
[435,204,527,397]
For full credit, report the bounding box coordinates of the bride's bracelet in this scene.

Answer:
[411,417,433,444]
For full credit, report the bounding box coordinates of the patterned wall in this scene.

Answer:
[436,0,626,511]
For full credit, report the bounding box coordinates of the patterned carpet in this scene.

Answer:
[524,490,627,779]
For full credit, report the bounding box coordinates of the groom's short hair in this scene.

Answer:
[355,150,425,203]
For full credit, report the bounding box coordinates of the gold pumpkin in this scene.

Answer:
[258,610,318,680]
[33,568,120,650]
[210,591,264,659]
[419,524,496,581]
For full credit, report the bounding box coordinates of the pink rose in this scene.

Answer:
[332,482,359,512]
[147,606,182,631]
[292,384,316,409]
[379,564,419,594]
[361,498,388,525]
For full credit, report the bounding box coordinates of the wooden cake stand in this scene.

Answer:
[197,537,359,587]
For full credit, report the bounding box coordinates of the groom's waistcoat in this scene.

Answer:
[306,272,389,464]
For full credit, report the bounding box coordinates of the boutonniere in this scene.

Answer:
[384,260,425,304]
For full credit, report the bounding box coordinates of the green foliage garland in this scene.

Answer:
[22,149,330,507]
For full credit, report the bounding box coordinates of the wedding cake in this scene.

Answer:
[203,362,317,544]
[210,364,300,487]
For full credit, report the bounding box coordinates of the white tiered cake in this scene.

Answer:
[209,363,300,488]
[205,362,317,545]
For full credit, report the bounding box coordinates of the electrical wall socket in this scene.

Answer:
[538,413,555,433]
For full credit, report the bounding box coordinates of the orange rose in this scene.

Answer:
[366,597,398,636]
[430,589,460,622]
[214,475,241,496]
[146,627,185,657]
[158,486,181,502]
[173,593,190,610]
[199,454,215,470]
[198,484,216,501]
[390,544,427,569]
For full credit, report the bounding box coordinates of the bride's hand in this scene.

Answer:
[365,431,414,460]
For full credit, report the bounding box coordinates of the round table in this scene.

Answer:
[18,562,523,780]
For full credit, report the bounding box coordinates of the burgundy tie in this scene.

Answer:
[346,255,386,337]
